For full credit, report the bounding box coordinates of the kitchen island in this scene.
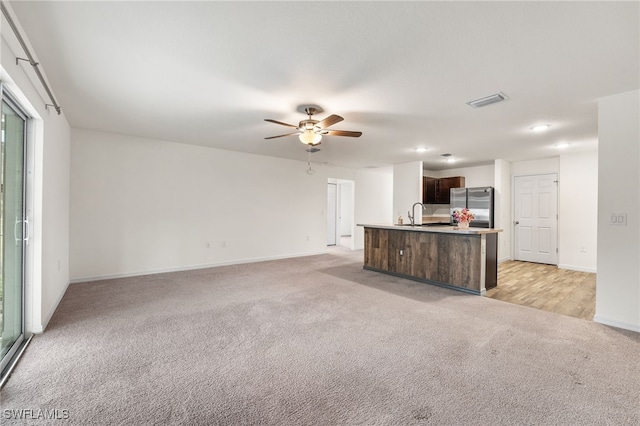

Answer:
[359,224,502,295]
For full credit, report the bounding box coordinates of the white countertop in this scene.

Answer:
[357,223,503,235]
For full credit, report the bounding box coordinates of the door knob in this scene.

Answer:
[514,220,520,225]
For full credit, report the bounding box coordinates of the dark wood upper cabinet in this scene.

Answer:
[423,177,438,204]
[422,176,465,204]
[438,176,465,204]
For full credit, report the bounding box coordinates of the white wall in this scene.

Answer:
[339,181,353,236]
[558,151,598,272]
[1,8,71,333]
[353,166,393,249]
[393,161,423,224]
[595,89,640,332]
[494,159,511,262]
[511,157,559,176]
[427,163,495,188]
[70,128,392,280]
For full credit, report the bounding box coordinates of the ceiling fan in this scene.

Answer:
[264,106,362,146]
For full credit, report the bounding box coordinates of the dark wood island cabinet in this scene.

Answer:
[361,224,502,295]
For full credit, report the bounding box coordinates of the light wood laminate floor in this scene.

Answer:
[487,260,596,321]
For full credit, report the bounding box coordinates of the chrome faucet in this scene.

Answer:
[408,202,425,226]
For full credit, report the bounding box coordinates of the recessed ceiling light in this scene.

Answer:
[554,142,570,149]
[441,153,456,163]
[415,147,428,153]
[531,124,551,132]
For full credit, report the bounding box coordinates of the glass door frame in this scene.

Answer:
[0,86,28,376]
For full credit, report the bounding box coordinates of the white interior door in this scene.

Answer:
[514,174,558,264]
[327,183,337,246]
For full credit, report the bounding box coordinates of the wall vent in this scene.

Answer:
[467,92,508,108]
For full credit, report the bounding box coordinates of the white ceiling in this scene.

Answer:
[8,1,639,170]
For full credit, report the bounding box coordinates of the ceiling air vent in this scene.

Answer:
[467,92,508,108]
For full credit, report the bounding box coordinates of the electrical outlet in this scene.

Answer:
[610,213,627,226]
[580,246,587,253]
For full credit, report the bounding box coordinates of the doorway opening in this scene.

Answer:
[327,179,354,249]
[502,172,596,321]
[0,88,28,381]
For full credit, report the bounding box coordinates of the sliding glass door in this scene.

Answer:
[0,92,27,374]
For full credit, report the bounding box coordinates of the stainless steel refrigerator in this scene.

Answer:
[450,186,494,228]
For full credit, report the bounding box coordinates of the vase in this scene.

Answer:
[457,221,469,229]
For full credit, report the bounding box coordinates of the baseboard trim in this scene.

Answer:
[558,264,597,273]
[593,314,640,333]
[32,280,71,334]
[498,256,511,264]
[69,250,329,284]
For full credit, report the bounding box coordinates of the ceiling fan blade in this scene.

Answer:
[317,114,344,129]
[265,132,300,140]
[323,130,362,137]
[264,118,299,129]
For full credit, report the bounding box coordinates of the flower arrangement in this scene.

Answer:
[453,208,475,223]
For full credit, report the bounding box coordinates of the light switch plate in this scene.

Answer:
[610,213,627,226]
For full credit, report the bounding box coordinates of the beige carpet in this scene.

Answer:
[1,248,639,425]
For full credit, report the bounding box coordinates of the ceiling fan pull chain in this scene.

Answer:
[306,150,315,175]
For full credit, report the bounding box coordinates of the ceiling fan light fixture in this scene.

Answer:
[265,106,360,143]
[299,129,322,145]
